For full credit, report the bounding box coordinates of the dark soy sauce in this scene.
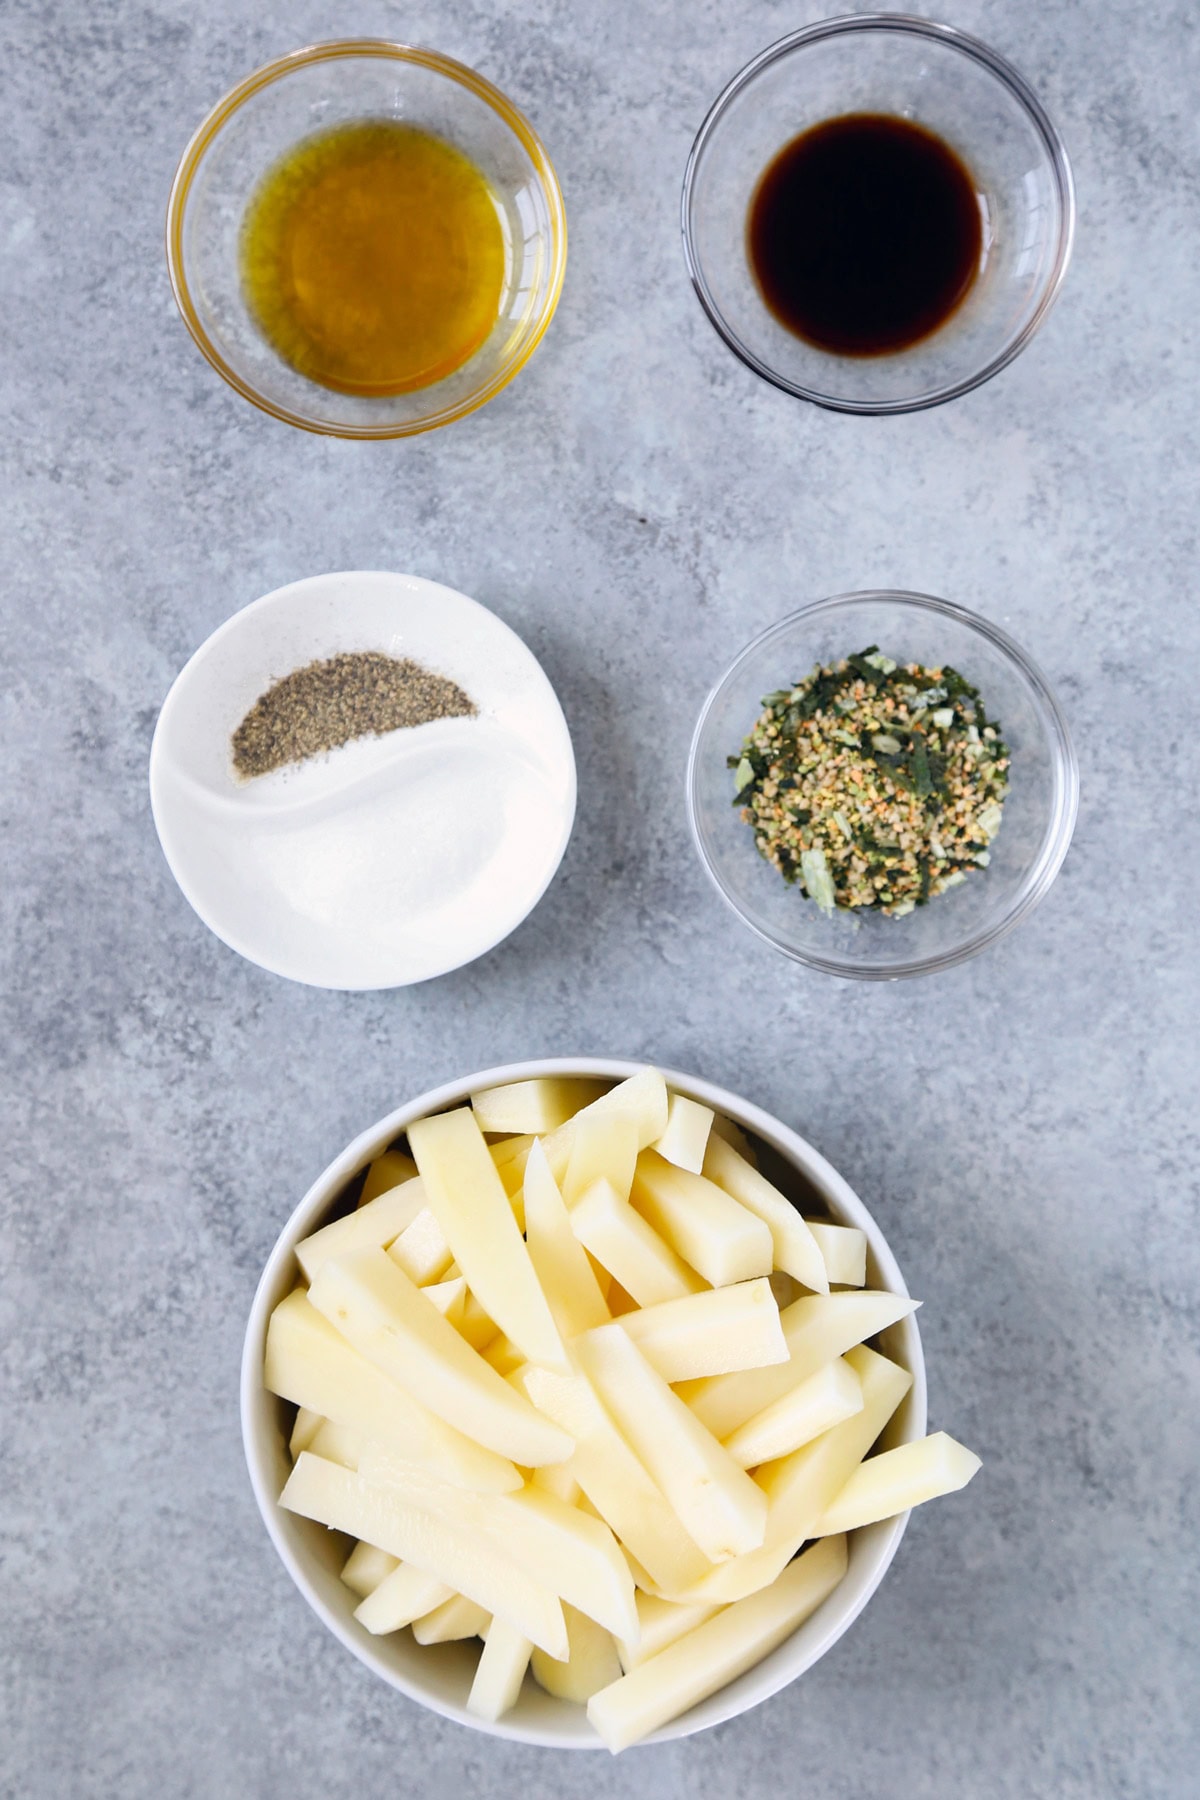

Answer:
[748,113,984,357]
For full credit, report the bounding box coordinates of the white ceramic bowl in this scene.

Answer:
[241,1058,927,1747]
[150,572,576,990]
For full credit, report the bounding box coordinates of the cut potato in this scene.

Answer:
[563,1111,640,1206]
[488,1133,535,1194]
[518,1364,715,1595]
[571,1177,704,1307]
[678,1291,919,1440]
[616,1593,723,1671]
[482,1335,526,1379]
[813,1432,982,1536]
[701,1135,829,1294]
[412,1594,491,1644]
[631,1152,774,1287]
[576,1323,768,1563]
[652,1094,714,1174]
[296,1177,426,1282]
[386,1208,455,1286]
[458,1289,499,1352]
[588,1535,848,1754]
[307,1249,572,1468]
[532,1459,583,1507]
[680,1346,912,1604]
[618,1278,787,1384]
[308,1417,366,1470]
[289,1404,323,1458]
[354,1562,453,1633]
[340,1540,399,1599]
[468,1615,533,1722]
[358,1149,418,1207]
[359,1447,638,1642]
[540,1070,670,1180]
[723,1356,864,1469]
[471,1077,609,1136]
[805,1219,867,1288]
[280,1453,567,1657]
[265,1287,522,1493]
[523,1139,610,1338]
[421,1273,467,1324]
[708,1113,756,1163]
[408,1108,565,1371]
[532,1603,623,1702]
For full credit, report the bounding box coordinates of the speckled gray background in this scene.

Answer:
[2,1,1197,1795]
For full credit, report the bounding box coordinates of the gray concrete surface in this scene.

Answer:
[2,2,1197,1796]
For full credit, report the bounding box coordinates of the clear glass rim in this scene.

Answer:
[680,14,1077,416]
[685,590,1080,981]
[165,39,568,439]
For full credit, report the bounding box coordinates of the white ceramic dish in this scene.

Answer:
[149,573,576,989]
[241,1057,927,1748]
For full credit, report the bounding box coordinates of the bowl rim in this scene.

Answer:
[240,1056,928,1748]
[680,12,1076,415]
[686,589,1080,980]
[165,38,568,438]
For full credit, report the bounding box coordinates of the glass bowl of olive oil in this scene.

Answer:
[167,41,567,437]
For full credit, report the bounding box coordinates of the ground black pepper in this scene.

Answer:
[232,651,477,779]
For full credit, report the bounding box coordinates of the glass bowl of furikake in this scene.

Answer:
[686,591,1078,979]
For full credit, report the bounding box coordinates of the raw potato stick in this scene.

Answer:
[358,1149,418,1206]
[616,1594,724,1672]
[811,1432,982,1536]
[296,1177,426,1281]
[306,1249,572,1467]
[280,1453,568,1657]
[678,1290,919,1439]
[471,1077,608,1135]
[358,1446,639,1643]
[387,1208,455,1285]
[804,1219,867,1287]
[680,1345,912,1604]
[576,1323,768,1563]
[468,1615,533,1722]
[563,1112,640,1206]
[289,1405,323,1457]
[571,1178,705,1307]
[354,1562,453,1633]
[587,1535,849,1752]
[723,1357,865,1469]
[340,1540,399,1598]
[701,1134,829,1294]
[523,1139,611,1337]
[631,1151,774,1286]
[617,1278,787,1383]
[412,1594,491,1644]
[408,1108,566,1369]
[264,1287,523,1493]
[531,1603,623,1702]
[652,1094,714,1174]
[518,1363,717,1595]
[540,1070,671,1180]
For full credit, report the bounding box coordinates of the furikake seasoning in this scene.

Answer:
[232,651,477,780]
[728,648,1009,917]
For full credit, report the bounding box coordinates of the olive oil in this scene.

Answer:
[748,114,983,357]
[240,120,507,395]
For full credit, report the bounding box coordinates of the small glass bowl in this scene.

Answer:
[687,592,1078,980]
[166,41,567,437]
[681,15,1075,413]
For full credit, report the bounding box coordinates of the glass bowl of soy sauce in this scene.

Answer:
[681,16,1074,413]
[167,41,566,437]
